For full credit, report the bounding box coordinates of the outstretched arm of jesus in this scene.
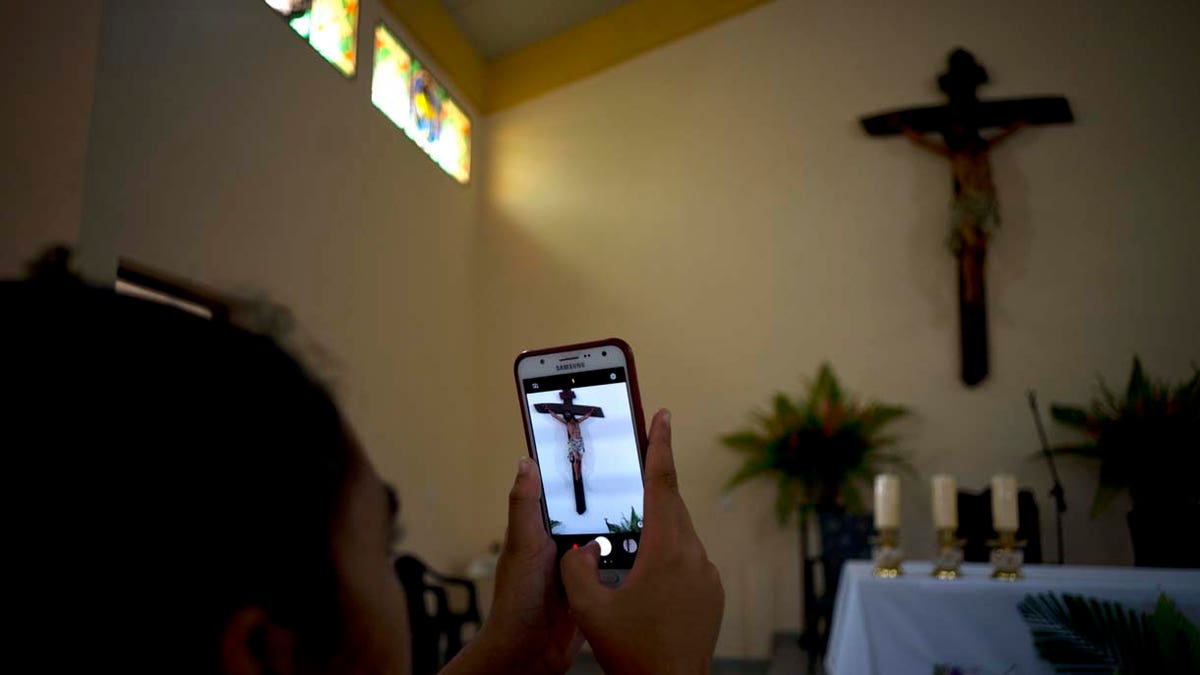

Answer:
[900,125,951,157]
[547,412,567,425]
[987,120,1027,148]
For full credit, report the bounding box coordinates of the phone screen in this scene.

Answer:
[521,365,644,565]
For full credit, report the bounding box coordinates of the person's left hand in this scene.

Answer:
[440,458,581,675]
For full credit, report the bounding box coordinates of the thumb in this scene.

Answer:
[559,541,606,615]
[644,409,683,514]
[504,457,547,554]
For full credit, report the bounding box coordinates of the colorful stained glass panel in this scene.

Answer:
[264,0,357,77]
[371,24,471,184]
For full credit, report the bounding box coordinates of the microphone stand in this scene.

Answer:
[1028,391,1066,564]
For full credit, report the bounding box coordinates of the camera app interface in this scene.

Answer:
[523,367,644,541]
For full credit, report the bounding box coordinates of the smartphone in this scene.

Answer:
[514,339,648,585]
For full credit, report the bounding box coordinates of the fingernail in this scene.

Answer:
[517,457,533,475]
[661,408,671,425]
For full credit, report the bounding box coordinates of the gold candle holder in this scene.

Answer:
[872,528,904,577]
[988,530,1025,580]
[932,528,965,579]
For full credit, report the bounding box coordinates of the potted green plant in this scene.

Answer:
[721,363,910,657]
[722,362,910,521]
[1051,357,1200,567]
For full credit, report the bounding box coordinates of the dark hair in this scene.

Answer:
[4,280,355,672]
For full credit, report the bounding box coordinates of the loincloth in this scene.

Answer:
[948,194,1000,254]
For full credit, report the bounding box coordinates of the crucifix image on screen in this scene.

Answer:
[524,377,643,537]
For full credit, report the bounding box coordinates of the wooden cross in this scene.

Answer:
[860,48,1074,386]
[534,389,605,514]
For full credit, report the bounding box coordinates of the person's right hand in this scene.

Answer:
[559,409,724,675]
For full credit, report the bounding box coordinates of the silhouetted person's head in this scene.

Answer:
[4,280,410,674]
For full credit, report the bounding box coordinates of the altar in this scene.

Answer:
[826,560,1200,675]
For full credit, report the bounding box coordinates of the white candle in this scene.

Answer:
[874,474,901,530]
[931,474,958,530]
[991,474,1019,532]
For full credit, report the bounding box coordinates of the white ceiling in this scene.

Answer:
[440,0,630,61]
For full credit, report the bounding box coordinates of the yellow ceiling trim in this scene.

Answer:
[378,0,486,110]
[378,0,772,115]
[482,0,773,113]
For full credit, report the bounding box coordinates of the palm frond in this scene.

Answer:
[773,475,800,525]
[721,430,766,453]
[1125,357,1149,405]
[1051,405,1092,431]
[859,404,909,434]
[726,453,777,490]
[1018,592,1139,673]
[773,393,799,423]
[1020,592,1200,674]
[872,451,917,476]
[811,362,843,407]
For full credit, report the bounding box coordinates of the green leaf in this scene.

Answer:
[1051,405,1092,430]
[872,451,916,475]
[773,475,799,525]
[811,362,843,406]
[721,431,765,452]
[1126,357,1149,405]
[773,393,799,422]
[1150,593,1200,671]
[726,454,776,489]
[860,404,908,433]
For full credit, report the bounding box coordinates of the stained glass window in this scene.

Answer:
[371,24,471,184]
[265,0,358,77]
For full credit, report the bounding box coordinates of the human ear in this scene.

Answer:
[219,606,299,675]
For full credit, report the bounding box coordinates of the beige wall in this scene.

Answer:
[1,2,104,277]
[477,0,1200,658]
[79,0,483,568]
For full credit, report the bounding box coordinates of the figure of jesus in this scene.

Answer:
[547,407,595,512]
[900,120,1024,305]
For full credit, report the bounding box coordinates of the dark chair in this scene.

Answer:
[801,512,873,673]
[394,554,482,675]
[957,488,1043,564]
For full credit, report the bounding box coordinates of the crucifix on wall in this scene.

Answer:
[860,49,1074,386]
[534,389,605,514]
